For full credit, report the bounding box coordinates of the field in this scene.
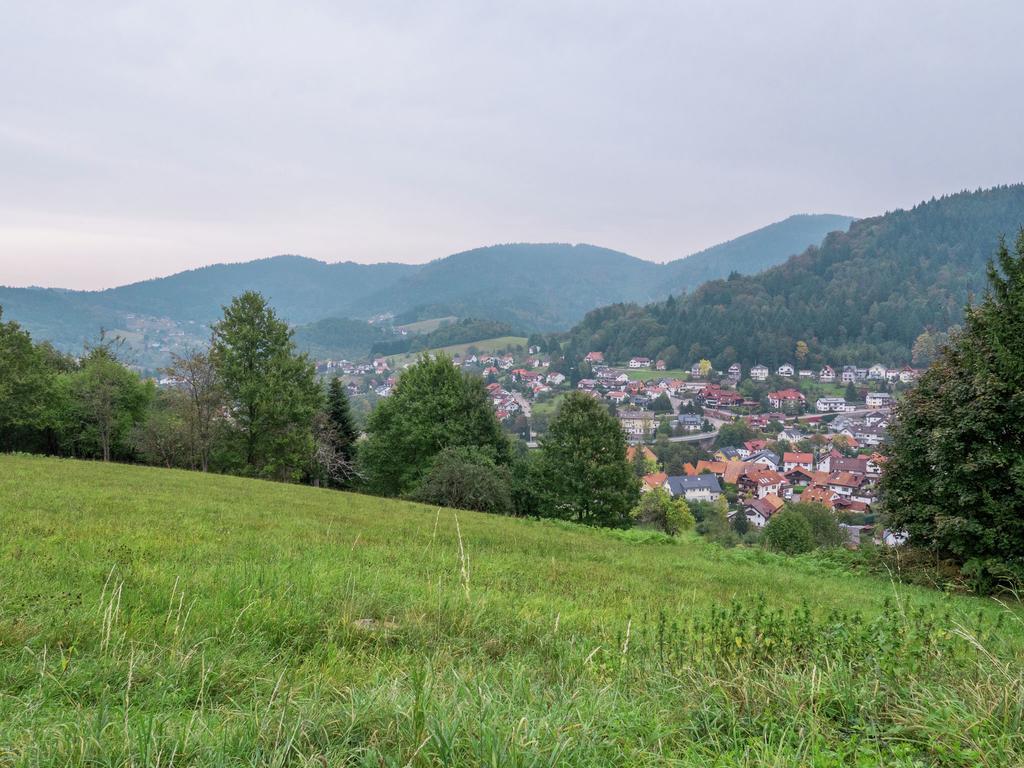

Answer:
[386,336,527,367]
[1,454,1022,765]
[395,316,459,334]
[614,367,690,382]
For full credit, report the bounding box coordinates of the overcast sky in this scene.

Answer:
[2,1,1022,290]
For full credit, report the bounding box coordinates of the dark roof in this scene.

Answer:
[665,475,722,495]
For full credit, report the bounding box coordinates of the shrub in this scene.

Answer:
[410,447,513,515]
[764,508,814,555]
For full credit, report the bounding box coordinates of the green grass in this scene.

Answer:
[386,336,528,367]
[1,454,1022,766]
[613,367,690,382]
[395,316,459,334]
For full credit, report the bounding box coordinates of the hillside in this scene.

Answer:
[0,215,848,359]
[1,454,1021,765]
[569,185,1024,367]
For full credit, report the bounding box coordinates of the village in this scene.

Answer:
[308,347,912,545]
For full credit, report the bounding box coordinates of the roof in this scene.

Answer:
[746,469,786,487]
[666,475,723,495]
[801,485,837,506]
[641,472,668,490]
[783,452,814,463]
[626,446,658,463]
[829,471,863,488]
[748,450,781,465]
[745,494,786,517]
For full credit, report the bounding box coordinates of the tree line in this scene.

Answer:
[1,291,644,529]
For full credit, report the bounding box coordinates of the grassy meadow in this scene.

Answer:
[0,454,1022,766]
[385,336,528,368]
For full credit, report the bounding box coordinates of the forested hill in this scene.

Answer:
[0,216,847,356]
[567,185,1024,368]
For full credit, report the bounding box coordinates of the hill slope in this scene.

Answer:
[1,454,1020,765]
[569,185,1024,366]
[0,215,849,356]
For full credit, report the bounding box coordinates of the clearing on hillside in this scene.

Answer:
[0,454,1021,765]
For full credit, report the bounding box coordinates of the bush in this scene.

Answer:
[763,508,814,555]
[789,502,846,549]
[630,488,695,535]
[410,447,513,515]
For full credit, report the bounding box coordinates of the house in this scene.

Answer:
[746,449,781,471]
[801,484,839,507]
[683,460,728,480]
[776,428,805,444]
[750,364,770,381]
[690,363,703,378]
[728,363,742,380]
[584,351,605,364]
[819,365,836,383]
[627,445,658,464]
[899,366,918,383]
[629,357,653,369]
[743,439,768,454]
[798,369,815,379]
[672,413,703,432]
[848,424,888,447]
[577,378,597,390]
[830,456,869,476]
[816,396,853,413]
[656,359,667,371]
[827,472,863,497]
[768,388,805,411]
[865,391,893,409]
[665,474,722,502]
[841,365,858,384]
[739,495,785,527]
[714,446,744,463]
[739,468,786,499]
[777,363,795,377]
[785,466,825,486]
[640,472,669,493]
[618,410,655,439]
[607,390,628,404]
[783,452,814,472]
[546,372,566,386]
[868,364,888,380]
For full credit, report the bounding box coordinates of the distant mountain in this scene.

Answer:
[663,214,854,293]
[0,214,850,363]
[566,185,1024,367]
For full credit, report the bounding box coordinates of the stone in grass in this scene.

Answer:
[352,618,399,632]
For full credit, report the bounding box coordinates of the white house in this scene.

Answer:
[798,369,814,379]
[777,363,795,377]
[629,357,653,369]
[665,475,722,503]
[865,391,893,409]
[728,363,742,380]
[546,372,566,386]
[841,365,857,384]
[816,396,853,413]
[868,364,888,380]
[899,366,917,383]
[750,364,770,381]
[819,365,836,383]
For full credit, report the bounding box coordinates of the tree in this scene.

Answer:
[163,349,221,471]
[763,508,814,555]
[131,389,189,468]
[698,359,712,378]
[533,392,639,527]
[325,378,359,477]
[883,232,1024,589]
[732,509,750,536]
[0,309,56,451]
[715,420,756,448]
[911,330,939,366]
[630,487,694,535]
[211,292,322,480]
[795,340,809,363]
[68,345,152,461]
[844,382,858,402]
[360,354,511,496]
[650,392,673,414]
[788,502,845,549]
[410,447,513,515]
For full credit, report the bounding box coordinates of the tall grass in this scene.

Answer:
[0,454,1021,766]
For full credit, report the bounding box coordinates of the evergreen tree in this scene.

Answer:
[532,392,639,527]
[211,292,321,481]
[326,378,359,466]
[883,231,1024,589]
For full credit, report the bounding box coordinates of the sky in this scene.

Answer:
[2,1,1023,290]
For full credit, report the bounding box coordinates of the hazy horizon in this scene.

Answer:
[2,2,1023,290]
